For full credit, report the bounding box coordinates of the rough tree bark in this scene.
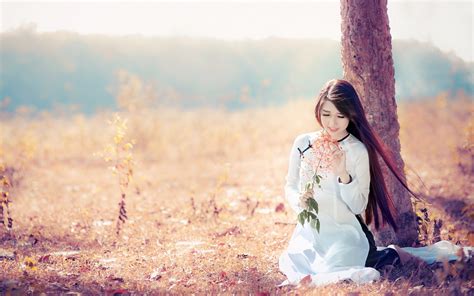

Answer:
[340,0,418,246]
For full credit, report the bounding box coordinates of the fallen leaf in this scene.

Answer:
[255,208,273,214]
[298,274,312,287]
[215,226,241,237]
[275,203,285,212]
[105,289,129,296]
[107,276,124,283]
[38,254,51,263]
[175,240,204,247]
[22,256,38,271]
[49,251,81,258]
[218,271,229,282]
[184,278,196,287]
[150,269,162,280]
[0,249,15,260]
[27,234,39,246]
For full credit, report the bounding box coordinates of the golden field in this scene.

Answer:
[0,93,473,295]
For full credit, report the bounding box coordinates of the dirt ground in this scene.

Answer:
[1,95,473,295]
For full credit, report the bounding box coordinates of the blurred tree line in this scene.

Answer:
[0,28,472,114]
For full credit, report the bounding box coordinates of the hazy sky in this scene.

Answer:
[1,0,473,61]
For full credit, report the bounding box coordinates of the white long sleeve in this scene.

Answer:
[338,145,370,215]
[284,135,305,214]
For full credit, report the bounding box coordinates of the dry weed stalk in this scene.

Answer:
[206,168,228,219]
[455,117,473,176]
[190,196,197,215]
[0,165,13,230]
[412,197,444,246]
[0,129,37,232]
[103,114,136,235]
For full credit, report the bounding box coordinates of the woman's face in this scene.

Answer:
[320,100,350,140]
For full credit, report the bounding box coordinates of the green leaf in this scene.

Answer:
[316,219,320,232]
[298,212,305,226]
[310,219,317,229]
[306,199,313,211]
[308,198,318,214]
[308,212,317,219]
[315,175,321,184]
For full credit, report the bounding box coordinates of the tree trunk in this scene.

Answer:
[340,0,418,246]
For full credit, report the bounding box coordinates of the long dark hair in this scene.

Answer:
[314,79,417,231]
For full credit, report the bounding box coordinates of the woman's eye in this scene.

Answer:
[322,114,344,118]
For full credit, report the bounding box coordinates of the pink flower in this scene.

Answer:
[310,131,340,175]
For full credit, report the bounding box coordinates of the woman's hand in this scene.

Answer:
[299,189,313,208]
[329,146,349,180]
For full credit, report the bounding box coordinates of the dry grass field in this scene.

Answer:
[0,93,473,295]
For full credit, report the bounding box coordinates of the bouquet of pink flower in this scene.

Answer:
[298,131,340,232]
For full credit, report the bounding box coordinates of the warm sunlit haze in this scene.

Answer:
[0,0,473,294]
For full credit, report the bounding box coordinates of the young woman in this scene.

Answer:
[278,79,470,286]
